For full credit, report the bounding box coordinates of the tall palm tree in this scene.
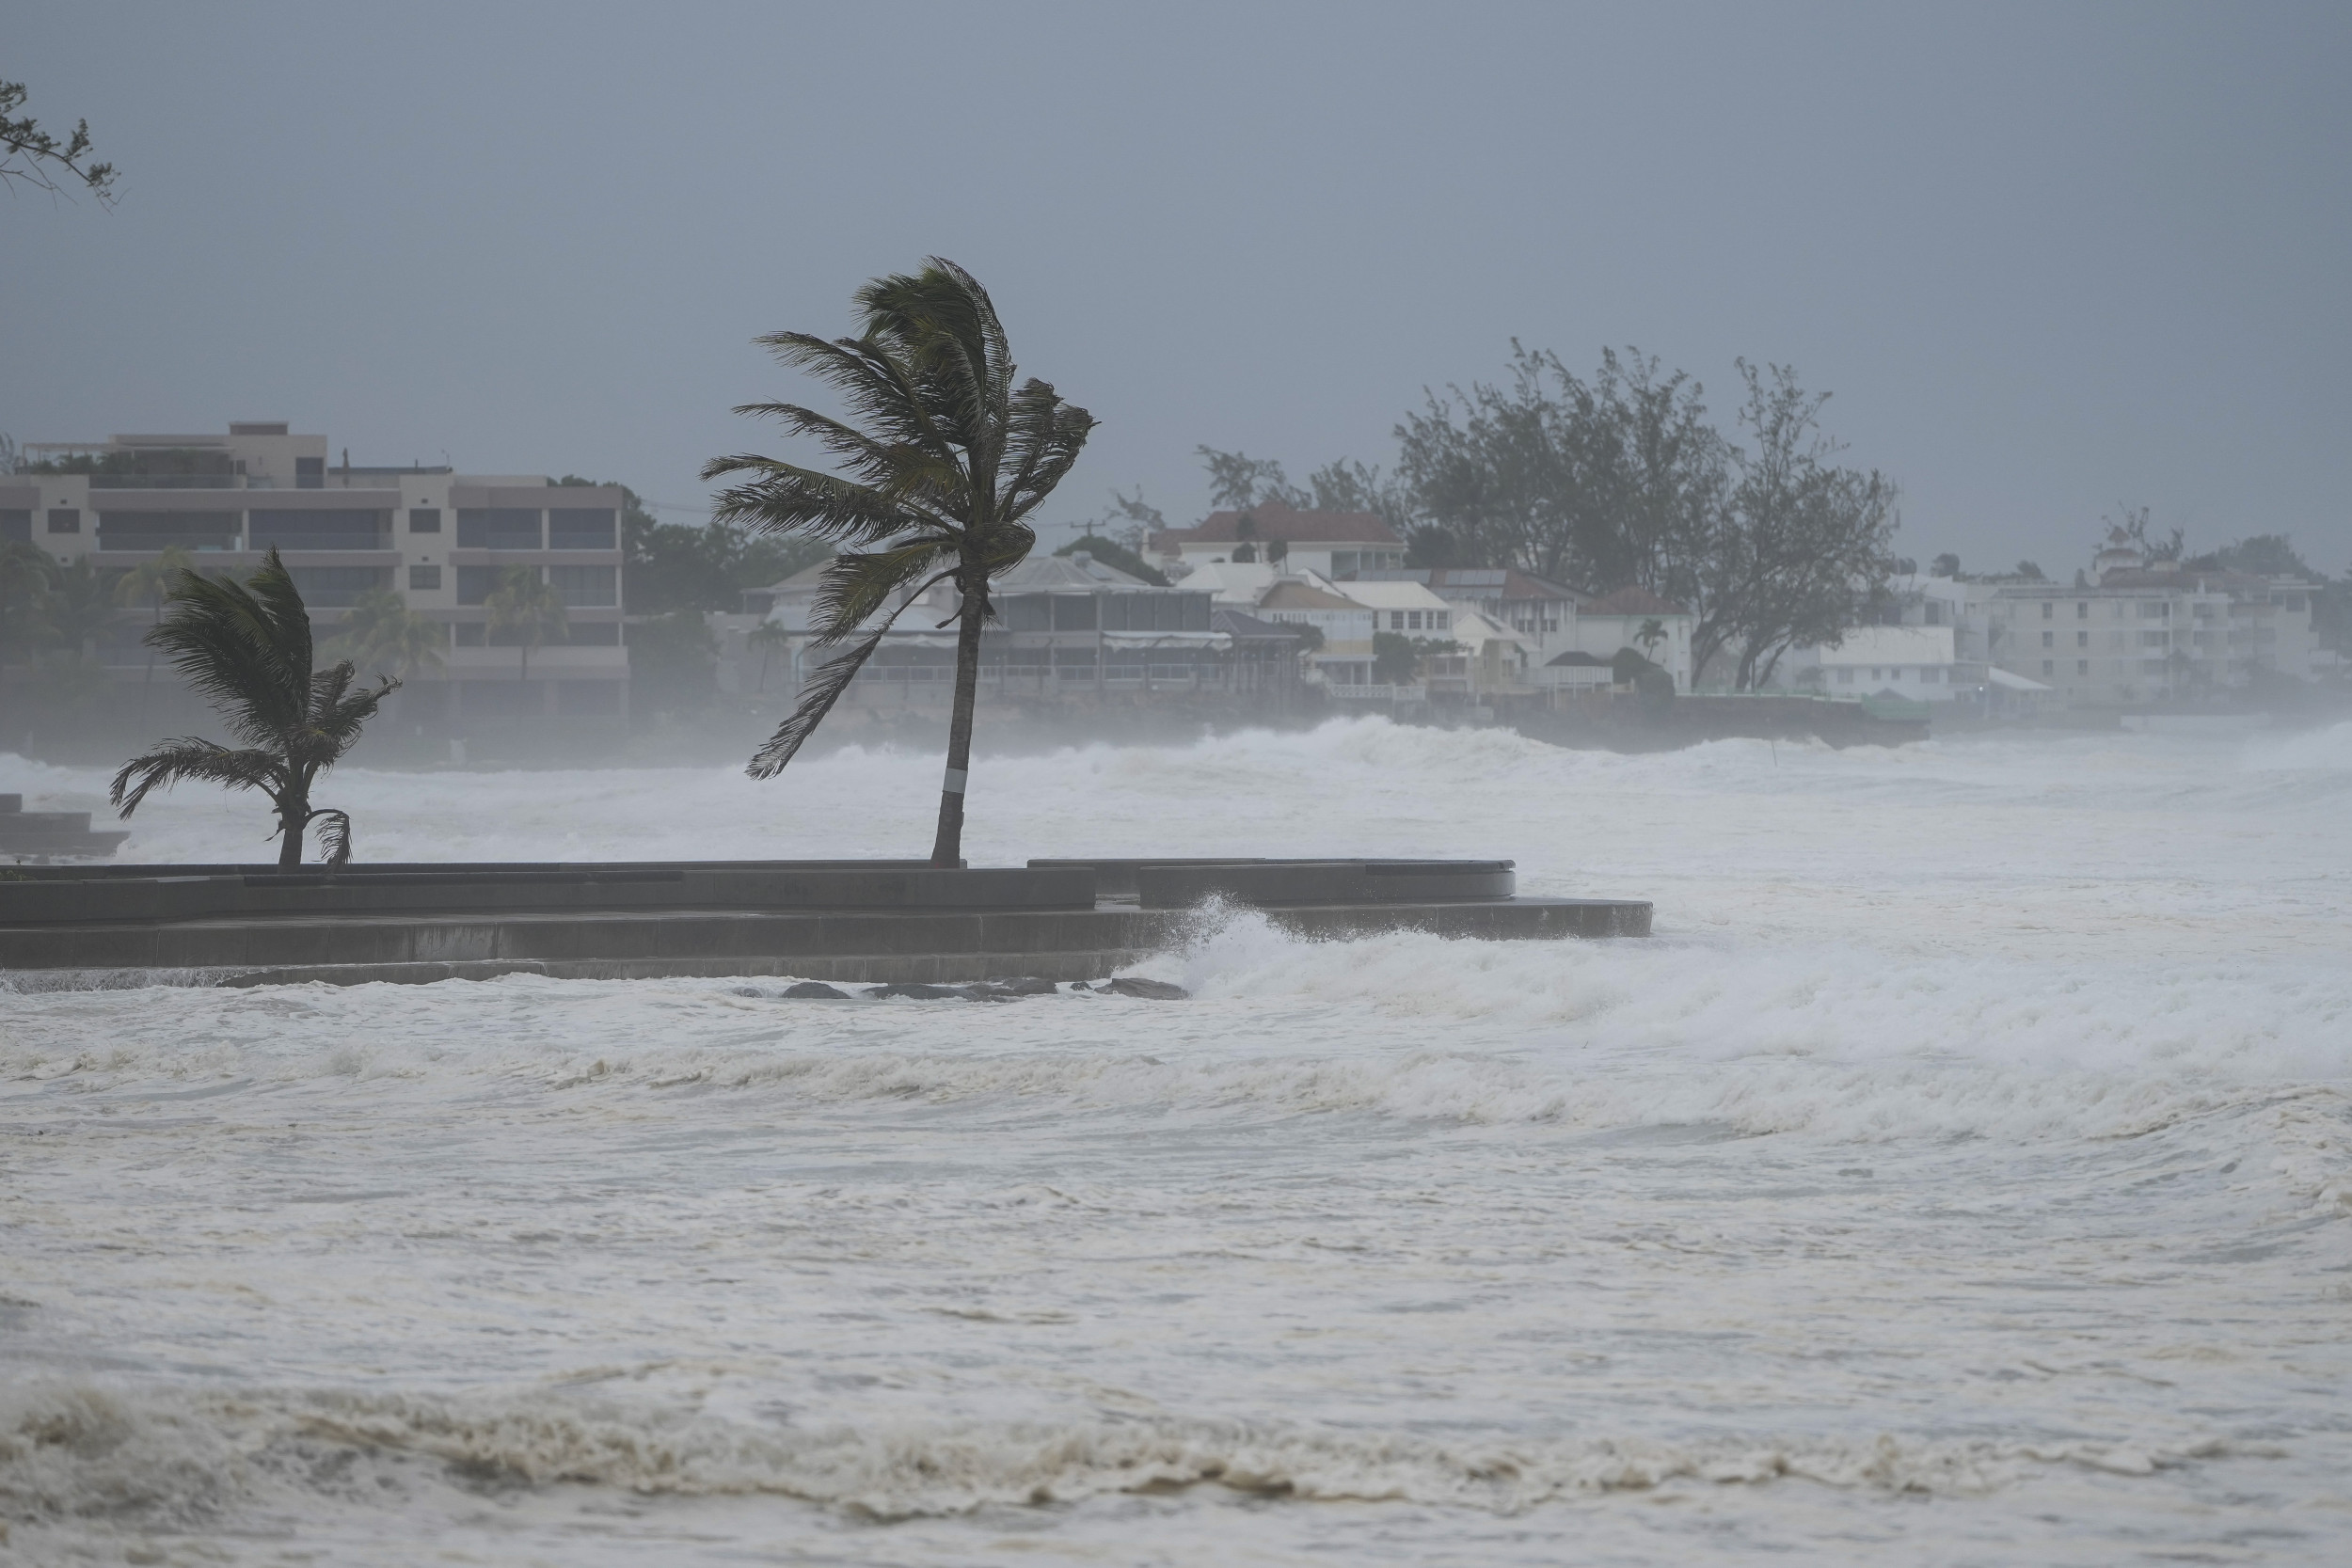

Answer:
[325,586,448,683]
[109,548,397,868]
[484,566,567,685]
[113,544,195,705]
[702,258,1094,866]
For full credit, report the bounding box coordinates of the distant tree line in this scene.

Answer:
[1129,345,1899,689]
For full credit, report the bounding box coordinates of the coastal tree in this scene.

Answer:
[110,549,396,868]
[113,544,196,705]
[324,587,448,683]
[1,80,116,203]
[703,258,1095,865]
[484,566,567,683]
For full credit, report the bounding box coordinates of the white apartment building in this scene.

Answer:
[1988,565,2317,704]
[4,424,628,720]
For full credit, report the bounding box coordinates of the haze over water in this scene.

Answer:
[4,719,2350,1563]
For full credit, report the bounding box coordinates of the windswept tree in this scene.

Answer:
[703,259,1095,865]
[110,549,396,868]
[1,80,117,203]
[113,544,196,705]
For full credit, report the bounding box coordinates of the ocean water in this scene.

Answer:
[3,719,2349,1565]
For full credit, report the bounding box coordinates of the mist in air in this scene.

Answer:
[5,5,2352,1565]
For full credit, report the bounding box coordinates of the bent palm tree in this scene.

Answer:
[110,547,397,868]
[703,258,1094,865]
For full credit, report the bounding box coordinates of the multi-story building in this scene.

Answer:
[1988,562,2317,705]
[4,423,628,721]
[1148,502,1406,580]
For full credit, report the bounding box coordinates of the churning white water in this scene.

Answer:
[4,719,2350,1565]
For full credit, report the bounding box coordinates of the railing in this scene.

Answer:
[246,532,392,553]
[1326,683,1428,702]
[95,533,242,553]
[87,474,242,489]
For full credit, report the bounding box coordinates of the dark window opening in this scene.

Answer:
[456,508,542,549]
[408,508,442,533]
[47,509,81,534]
[409,565,442,592]
[1052,594,1098,631]
[547,508,616,549]
[96,511,241,551]
[287,565,391,608]
[294,457,325,489]
[0,510,29,543]
[248,509,389,553]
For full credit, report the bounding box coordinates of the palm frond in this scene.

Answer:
[307,809,354,868]
[750,332,954,458]
[999,379,1099,521]
[808,543,956,645]
[748,564,959,779]
[146,549,311,744]
[701,456,955,547]
[110,737,283,817]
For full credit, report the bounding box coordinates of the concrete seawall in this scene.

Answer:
[0,859,1651,989]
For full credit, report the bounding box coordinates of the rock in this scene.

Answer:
[863,983,965,1000]
[780,981,850,999]
[983,976,1060,996]
[1103,976,1188,1001]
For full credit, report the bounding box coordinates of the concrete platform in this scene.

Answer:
[0,859,1650,989]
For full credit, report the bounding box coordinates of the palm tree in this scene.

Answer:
[1636,617,1667,659]
[325,587,448,683]
[38,556,117,659]
[702,258,1095,865]
[746,617,792,693]
[484,565,567,686]
[109,548,397,868]
[113,544,195,705]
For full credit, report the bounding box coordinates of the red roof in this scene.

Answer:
[1581,586,1688,616]
[1152,501,1402,550]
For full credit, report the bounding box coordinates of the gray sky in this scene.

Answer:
[7,1,2349,575]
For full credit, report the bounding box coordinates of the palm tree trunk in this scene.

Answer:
[930,576,987,867]
[277,800,307,868]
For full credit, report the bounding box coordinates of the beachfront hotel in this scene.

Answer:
[4,423,628,721]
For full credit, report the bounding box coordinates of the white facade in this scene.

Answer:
[1571,590,1694,692]
[1790,626,1960,699]
[1334,579,1458,638]
[4,424,628,718]
[1989,570,2318,703]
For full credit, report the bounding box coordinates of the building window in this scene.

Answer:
[409,508,442,533]
[249,509,389,552]
[1436,611,1450,630]
[456,565,512,605]
[409,565,442,592]
[1050,594,1097,631]
[295,457,325,490]
[286,565,389,607]
[2042,630,2053,648]
[1,510,29,543]
[2077,630,2089,647]
[548,564,617,607]
[1835,668,1853,685]
[2078,659,2090,674]
[456,509,542,549]
[2076,602,2089,618]
[47,508,81,534]
[2042,602,2054,620]
[1406,610,1423,630]
[548,508,617,549]
[2042,659,2054,676]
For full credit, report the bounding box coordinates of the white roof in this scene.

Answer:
[1333,579,1454,612]
[1448,610,1531,651]
[1985,666,2053,690]
[1175,562,1339,606]
[1813,626,1956,666]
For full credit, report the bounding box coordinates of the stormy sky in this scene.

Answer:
[6,1,2348,576]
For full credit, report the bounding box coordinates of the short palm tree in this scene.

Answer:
[703,258,1095,865]
[109,548,397,868]
[325,586,448,683]
[484,566,567,684]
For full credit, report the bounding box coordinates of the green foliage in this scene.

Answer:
[109,549,394,867]
[2185,533,2320,580]
[1372,632,1420,685]
[1054,534,1169,585]
[628,610,720,711]
[2014,560,2046,581]
[1612,646,1676,705]
[0,80,116,202]
[703,257,1094,866]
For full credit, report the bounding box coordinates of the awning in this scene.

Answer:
[1985,667,2052,690]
